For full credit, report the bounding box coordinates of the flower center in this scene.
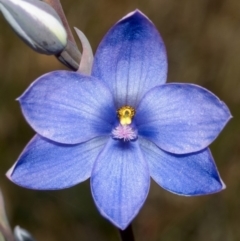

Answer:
[111,105,137,141]
[117,105,135,125]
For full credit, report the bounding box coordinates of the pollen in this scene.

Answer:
[117,105,135,125]
[112,124,137,141]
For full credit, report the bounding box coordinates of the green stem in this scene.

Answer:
[118,224,135,241]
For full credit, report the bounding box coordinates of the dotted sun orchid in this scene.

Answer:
[7,10,231,229]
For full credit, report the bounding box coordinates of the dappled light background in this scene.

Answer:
[0,0,240,240]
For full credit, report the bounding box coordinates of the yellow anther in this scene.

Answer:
[117,105,135,125]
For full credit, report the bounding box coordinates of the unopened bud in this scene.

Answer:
[14,226,36,241]
[0,0,67,54]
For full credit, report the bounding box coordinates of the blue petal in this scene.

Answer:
[139,138,225,195]
[92,10,167,108]
[7,135,108,189]
[136,83,231,154]
[18,71,116,144]
[91,138,150,229]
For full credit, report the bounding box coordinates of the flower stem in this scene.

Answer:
[118,224,135,241]
[42,0,81,70]
[0,223,15,241]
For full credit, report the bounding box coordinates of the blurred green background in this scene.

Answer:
[0,0,240,240]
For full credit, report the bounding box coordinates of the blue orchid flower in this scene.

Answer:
[7,10,231,229]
